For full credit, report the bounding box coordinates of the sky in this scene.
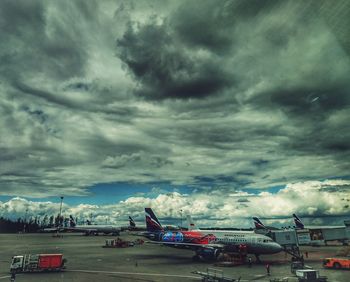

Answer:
[0,0,349,228]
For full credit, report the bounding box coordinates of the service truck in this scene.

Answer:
[295,269,327,282]
[10,254,66,273]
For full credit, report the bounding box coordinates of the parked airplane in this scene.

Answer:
[144,208,282,261]
[293,214,349,245]
[293,214,347,230]
[253,217,267,230]
[252,217,280,232]
[65,215,127,236]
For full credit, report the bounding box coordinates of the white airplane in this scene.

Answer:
[64,215,130,236]
[144,209,282,262]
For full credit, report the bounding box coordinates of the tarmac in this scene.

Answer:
[0,233,349,281]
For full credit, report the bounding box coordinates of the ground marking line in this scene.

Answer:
[67,269,202,279]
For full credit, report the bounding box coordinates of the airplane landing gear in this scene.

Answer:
[192,255,201,261]
[255,254,261,263]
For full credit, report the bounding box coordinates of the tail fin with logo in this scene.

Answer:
[186,215,198,231]
[69,215,76,227]
[129,216,136,228]
[145,208,163,232]
[253,217,267,230]
[293,213,305,229]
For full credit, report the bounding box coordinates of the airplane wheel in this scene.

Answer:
[192,255,200,262]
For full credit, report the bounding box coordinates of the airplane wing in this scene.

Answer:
[68,227,99,232]
[146,240,224,249]
[42,227,63,232]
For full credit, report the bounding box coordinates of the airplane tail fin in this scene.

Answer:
[344,220,350,227]
[186,215,197,231]
[129,216,136,228]
[69,215,76,227]
[253,217,267,230]
[293,213,305,229]
[145,208,163,232]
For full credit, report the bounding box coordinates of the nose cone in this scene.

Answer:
[272,242,283,253]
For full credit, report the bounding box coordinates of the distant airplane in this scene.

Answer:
[253,217,267,230]
[64,215,129,236]
[129,216,136,229]
[292,213,347,230]
[252,217,280,232]
[144,208,282,261]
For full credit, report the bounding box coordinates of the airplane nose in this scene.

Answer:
[273,243,283,253]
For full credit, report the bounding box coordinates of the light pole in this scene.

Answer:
[180,209,183,230]
[23,208,28,233]
[56,196,64,237]
[59,196,64,226]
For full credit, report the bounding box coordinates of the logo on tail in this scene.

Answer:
[69,215,76,228]
[186,215,197,231]
[253,217,266,230]
[145,208,163,232]
[129,216,136,228]
[293,214,305,229]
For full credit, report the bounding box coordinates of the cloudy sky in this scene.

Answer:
[0,0,349,227]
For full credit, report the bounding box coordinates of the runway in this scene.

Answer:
[0,233,348,281]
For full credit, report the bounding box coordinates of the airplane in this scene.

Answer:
[129,216,136,229]
[252,217,280,233]
[143,208,283,261]
[253,217,267,230]
[293,214,348,230]
[64,215,129,236]
[293,214,349,245]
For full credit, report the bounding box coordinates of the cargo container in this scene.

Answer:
[10,254,66,273]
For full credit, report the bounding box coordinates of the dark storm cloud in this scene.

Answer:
[117,13,234,99]
[0,0,87,81]
[255,84,350,117]
[0,0,349,210]
[171,0,279,52]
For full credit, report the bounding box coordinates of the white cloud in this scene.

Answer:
[1,180,349,228]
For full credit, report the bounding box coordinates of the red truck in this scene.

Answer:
[323,257,350,269]
[10,254,66,273]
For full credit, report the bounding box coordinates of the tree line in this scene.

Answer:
[0,215,69,233]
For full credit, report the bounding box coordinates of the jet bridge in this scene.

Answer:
[269,229,303,260]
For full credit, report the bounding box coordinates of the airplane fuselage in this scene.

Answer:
[67,225,121,235]
[147,229,282,255]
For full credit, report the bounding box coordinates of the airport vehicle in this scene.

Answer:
[103,238,135,248]
[144,208,282,261]
[10,254,66,273]
[323,257,350,269]
[295,269,327,282]
[192,268,239,281]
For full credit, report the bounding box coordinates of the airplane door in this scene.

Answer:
[251,237,257,245]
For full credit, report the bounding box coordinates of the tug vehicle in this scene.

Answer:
[323,257,350,269]
[10,254,66,273]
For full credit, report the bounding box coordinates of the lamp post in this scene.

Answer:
[56,196,64,237]
[59,196,64,226]
[23,208,28,233]
[180,209,183,230]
